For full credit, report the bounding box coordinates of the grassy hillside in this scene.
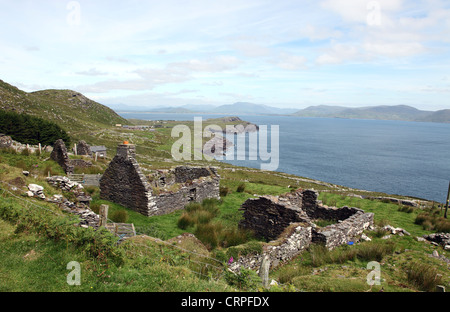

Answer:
[0,79,128,135]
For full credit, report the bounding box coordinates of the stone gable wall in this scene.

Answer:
[100,144,155,216]
[100,143,220,217]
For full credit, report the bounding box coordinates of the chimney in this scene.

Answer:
[116,142,136,159]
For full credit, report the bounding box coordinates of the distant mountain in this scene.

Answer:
[212,102,298,115]
[117,102,298,116]
[292,105,448,123]
[417,109,450,123]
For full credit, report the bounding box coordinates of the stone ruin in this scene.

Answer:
[50,139,92,174]
[75,140,92,156]
[99,142,220,217]
[230,189,374,272]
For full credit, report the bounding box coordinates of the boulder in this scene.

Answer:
[28,184,44,193]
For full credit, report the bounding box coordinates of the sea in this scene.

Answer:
[119,112,450,203]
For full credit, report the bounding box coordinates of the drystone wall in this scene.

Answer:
[50,139,74,174]
[312,209,374,249]
[50,139,93,174]
[238,194,308,241]
[231,189,374,273]
[76,140,92,156]
[100,144,155,216]
[100,143,220,217]
[229,224,312,272]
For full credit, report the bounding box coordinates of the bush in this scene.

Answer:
[185,202,202,213]
[398,205,415,213]
[407,262,442,292]
[224,268,261,291]
[415,212,450,233]
[0,110,71,146]
[236,183,246,193]
[220,227,250,248]
[192,210,215,224]
[195,223,223,250]
[177,213,195,230]
[110,210,128,223]
[219,186,230,197]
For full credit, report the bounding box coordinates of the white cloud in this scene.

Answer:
[316,43,361,65]
[276,53,308,70]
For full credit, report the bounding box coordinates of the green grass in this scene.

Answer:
[319,192,428,237]
[0,218,232,292]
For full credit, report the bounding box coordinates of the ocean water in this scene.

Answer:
[119,112,450,202]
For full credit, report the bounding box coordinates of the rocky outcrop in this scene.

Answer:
[27,184,45,199]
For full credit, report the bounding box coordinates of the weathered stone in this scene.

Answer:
[0,134,12,148]
[50,139,74,174]
[100,143,220,217]
[231,189,374,273]
[28,184,44,193]
[422,233,450,248]
[76,140,92,156]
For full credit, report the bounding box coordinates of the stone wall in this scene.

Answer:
[70,158,93,169]
[50,139,74,174]
[76,140,92,156]
[229,223,312,272]
[100,143,220,217]
[238,193,308,241]
[231,189,374,272]
[312,210,374,249]
[100,144,155,216]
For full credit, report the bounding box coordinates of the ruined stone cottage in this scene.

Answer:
[50,139,92,174]
[99,142,220,217]
[239,189,374,248]
[230,189,374,272]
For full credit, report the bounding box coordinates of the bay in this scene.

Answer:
[119,112,450,202]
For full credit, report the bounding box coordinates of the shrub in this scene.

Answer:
[309,241,396,267]
[219,186,230,197]
[407,262,442,292]
[192,210,215,224]
[177,213,195,230]
[398,206,415,213]
[195,223,223,250]
[224,268,261,290]
[236,183,246,193]
[435,219,450,232]
[110,210,128,223]
[20,149,31,156]
[220,227,249,248]
[185,202,202,213]
[415,213,429,225]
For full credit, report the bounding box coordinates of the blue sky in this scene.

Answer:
[1,0,450,110]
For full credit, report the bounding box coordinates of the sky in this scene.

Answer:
[1,0,450,111]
